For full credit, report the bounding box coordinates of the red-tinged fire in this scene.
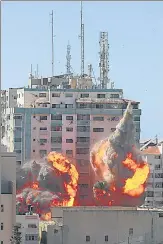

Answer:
[16,152,79,221]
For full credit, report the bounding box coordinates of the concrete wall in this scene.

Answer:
[48,207,162,244]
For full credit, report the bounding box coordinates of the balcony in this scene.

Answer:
[1,180,13,194]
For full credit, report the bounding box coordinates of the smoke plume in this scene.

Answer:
[90,102,150,206]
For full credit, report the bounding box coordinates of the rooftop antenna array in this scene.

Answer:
[99,32,110,89]
[80,1,85,77]
[50,10,54,77]
[66,41,71,76]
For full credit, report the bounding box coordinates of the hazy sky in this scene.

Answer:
[2,1,163,139]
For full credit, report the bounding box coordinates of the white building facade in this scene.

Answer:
[143,142,163,207]
[0,152,16,244]
[48,206,163,244]
[1,87,141,204]
[16,214,40,244]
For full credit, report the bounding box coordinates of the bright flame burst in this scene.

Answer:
[122,153,150,197]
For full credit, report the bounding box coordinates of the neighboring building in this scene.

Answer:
[47,206,163,244]
[143,142,163,207]
[1,86,141,203]
[0,152,16,244]
[16,213,40,243]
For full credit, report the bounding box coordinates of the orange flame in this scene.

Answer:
[122,153,150,197]
[47,152,79,207]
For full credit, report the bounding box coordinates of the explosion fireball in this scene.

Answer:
[90,102,150,206]
[16,152,79,220]
[16,102,150,220]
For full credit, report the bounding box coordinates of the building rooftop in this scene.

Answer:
[143,146,161,155]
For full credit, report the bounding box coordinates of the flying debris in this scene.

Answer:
[16,152,79,220]
[90,102,150,206]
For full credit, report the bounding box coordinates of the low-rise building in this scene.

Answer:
[16,213,40,244]
[0,152,16,244]
[47,206,163,244]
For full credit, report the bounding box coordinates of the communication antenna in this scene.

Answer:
[99,32,110,89]
[66,41,71,76]
[80,1,84,77]
[37,64,39,78]
[50,10,54,77]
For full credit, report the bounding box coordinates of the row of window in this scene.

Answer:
[146,191,163,198]
[85,235,109,242]
[77,103,138,110]
[32,127,114,133]
[25,234,38,241]
[31,148,90,156]
[149,173,163,178]
[33,114,140,122]
[51,93,120,99]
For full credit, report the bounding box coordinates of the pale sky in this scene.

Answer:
[2,1,163,139]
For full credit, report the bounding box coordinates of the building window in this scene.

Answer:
[76,148,89,154]
[16,161,21,165]
[110,94,119,98]
[52,104,60,108]
[51,114,62,120]
[1,241,3,244]
[93,116,104,121]
[111,128,116,132]
[1,205,4,212]
[39,93,46,97]
[33,139,36,141]
[80,93,89,98]
[77,159,89,166]
[28,224,37,228]
[65,104,73,108]
[40,116,47,120]
[51,137,62,143]
[66,139,73,143]
[51,126,62,131]
[40,127,47,131]
[78,184,88,188]
[134,116,140,121]
[14,138,21,142]
[52,93,60,97]
[40,139,47,144]
[93,128,104,132]
[51,148,61,152]
[66,150,73,155]
[15,150,21,154]
[65,93,73,97]
[77,114,90,120]
[77,126,90,132]
[96,104,103,109]
[97,94,105,98]
[13,115,22,120]
[77,137,90,143]
[66,116,73,120]
[155,155,161,159]
[66,127,73,132]
[105,235,108,242]
[129,228,133,236]
[86,236,90,242]
[1,223,3,230]
[40,150,47,157]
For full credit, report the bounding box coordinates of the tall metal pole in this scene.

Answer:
[80,1,84,77]
[50,10,54,77]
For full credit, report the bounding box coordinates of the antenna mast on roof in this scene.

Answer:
[80,1,84,77]
[50,10,54,77]
[66,41,71,76]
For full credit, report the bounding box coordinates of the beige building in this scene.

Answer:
[47,206,163,244]
[16,213,40,244]
[1,86,141,204]
[142,141,163,207]
[0,152,16,244]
